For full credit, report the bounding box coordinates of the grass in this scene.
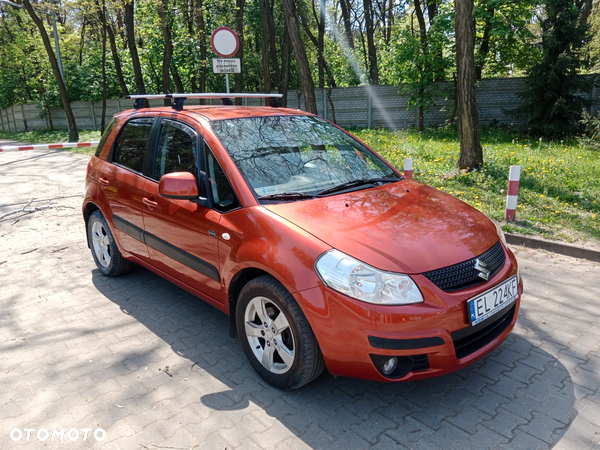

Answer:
[352,126,600,245]
[2,126,599,245]
[0,130,101,155]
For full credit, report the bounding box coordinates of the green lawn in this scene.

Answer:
[2,126,599,244]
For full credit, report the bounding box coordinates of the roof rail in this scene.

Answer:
[126,93,284,111]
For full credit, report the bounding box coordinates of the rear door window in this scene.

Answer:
[112,118,154,173]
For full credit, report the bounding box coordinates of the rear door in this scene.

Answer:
[99,117,155,259]
[140,118,236,304]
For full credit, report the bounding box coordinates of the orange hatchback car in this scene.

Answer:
[83,93,522,389]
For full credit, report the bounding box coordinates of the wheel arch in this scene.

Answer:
[83,202,100,248]
[227,267,271,338]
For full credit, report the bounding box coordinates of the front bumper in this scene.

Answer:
[294,245,522,382]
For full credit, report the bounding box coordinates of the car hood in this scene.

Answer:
[263,179,499,274]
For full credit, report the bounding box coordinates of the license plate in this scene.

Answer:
[467,276,519,326]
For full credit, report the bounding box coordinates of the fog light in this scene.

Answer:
[382,357,398,375]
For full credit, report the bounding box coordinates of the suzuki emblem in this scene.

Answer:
[474,259,490,281]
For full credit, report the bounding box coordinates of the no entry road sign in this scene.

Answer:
[211,27,239,58]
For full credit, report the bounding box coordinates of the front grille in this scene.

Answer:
[423,241,505,291]
[451,304,515,360]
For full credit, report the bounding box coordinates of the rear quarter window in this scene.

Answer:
[112,118,154,173]
[94,119,117,158]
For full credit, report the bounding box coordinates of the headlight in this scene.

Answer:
[495,222,507,246]
[314,250,424,305]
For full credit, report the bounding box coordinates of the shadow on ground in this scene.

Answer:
[92,265,576,450]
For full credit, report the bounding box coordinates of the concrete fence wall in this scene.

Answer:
[1,76,598,133]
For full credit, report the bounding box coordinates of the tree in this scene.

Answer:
[123,0,146,95]
[234,0,244,104]
[157,0,173,104]
[20,0,79,141]
[455,0,482,170]
[515,0,592,136]
[282,0,317,113]
[363,0,378,83]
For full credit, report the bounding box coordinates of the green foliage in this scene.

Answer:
[579,109,600,149]
[514,0,593,136]
[474,0,542,78]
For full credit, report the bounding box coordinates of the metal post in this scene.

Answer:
[225,74,230,94]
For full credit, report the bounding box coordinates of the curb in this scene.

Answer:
[505,233,600,263]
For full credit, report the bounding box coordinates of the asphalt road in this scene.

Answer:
[1,149,599,449]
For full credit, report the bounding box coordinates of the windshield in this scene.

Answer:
[210,115,400,199]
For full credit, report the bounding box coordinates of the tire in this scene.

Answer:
[236,275,326,389]
[87,210,134,277]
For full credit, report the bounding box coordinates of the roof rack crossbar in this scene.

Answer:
[126,93,284,110]
[126,93,283,99]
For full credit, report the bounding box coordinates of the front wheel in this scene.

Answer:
[236,275,325,389]
[88,210,134,277]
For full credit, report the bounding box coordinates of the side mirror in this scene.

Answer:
[158,172,200,199]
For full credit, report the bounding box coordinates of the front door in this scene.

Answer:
[140,118,225,304]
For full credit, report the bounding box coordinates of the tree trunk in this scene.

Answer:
[455,0,482,170]
[21,0,78,141]
[171,65,185,92]
[280,26,291,107]
[266,0,281,85]
[194,0,207,102]
[98,3,129,97]
[234,0,245,105]
[315,0,325,88]
[78,20,86,66]
[414,0,428,131]
[363,0,378,84]
[578,0,594,27]
[476,7,494,80]
[124,0,146,95]
[258,0,272,92]
[158,0,172,106]
[339,0,354,49]
[101,0,107,133]
[282,0,318,113]
[299,9,337,87]
[106,23,129,96]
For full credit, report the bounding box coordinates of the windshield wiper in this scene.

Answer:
[316,177,398,196]
[258,192,316,201]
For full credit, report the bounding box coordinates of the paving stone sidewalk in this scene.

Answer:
[1,149,599,450]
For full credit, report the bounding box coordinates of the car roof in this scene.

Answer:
[116,106,312,122]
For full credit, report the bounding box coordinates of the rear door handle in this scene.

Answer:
[98,177,110,186]
[142,197,158,208]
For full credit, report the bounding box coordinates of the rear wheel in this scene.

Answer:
[236,275,325,389]
[88,210,134,276]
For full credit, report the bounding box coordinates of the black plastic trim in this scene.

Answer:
[112,214,145,243]
[112,214,220,282]
[451,304,516,360]
[368,335,445,350]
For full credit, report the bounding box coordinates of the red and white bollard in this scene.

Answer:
[505,165,521,222]
[0,141,99,153]
[404,158,413,179]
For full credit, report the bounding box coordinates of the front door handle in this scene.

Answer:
[98,177,110,186]
[142,197,158,208]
